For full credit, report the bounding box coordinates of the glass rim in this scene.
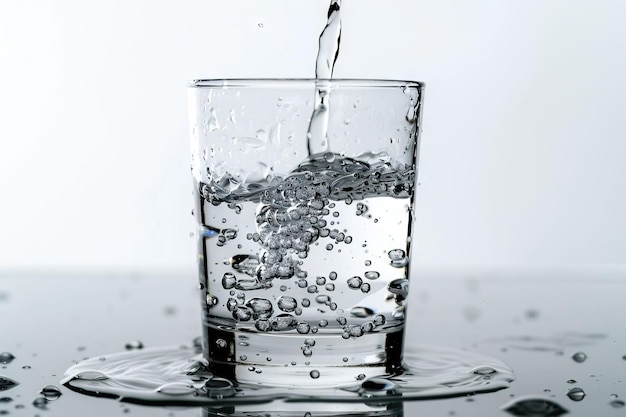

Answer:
[188,78,424,89]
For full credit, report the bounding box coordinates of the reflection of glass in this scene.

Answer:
[189,79,424,386]
[203,400,404,417]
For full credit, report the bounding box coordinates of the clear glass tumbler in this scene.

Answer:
[188,79,424,387]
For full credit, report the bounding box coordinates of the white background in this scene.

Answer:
[1,0,625,274]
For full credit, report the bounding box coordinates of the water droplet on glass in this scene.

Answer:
[40,385,62,400]
[388,278,409,297]
[0,376,19,391]
[0,353,14,365]
[610,400,625,408]
[503,397,568,417]
[221,272,237,289]
[566,387,585,401]
[351,306,374,318]
[125,340,144,350]
[361,283,371,293]
[310,370,320,379]
[572,352,587,363]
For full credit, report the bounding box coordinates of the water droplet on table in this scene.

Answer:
[0,353,14,365]
[0,376,18,391]
[40,385,62,400]
[503,397,568,416]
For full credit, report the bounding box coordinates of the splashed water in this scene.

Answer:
[62,342,514,405]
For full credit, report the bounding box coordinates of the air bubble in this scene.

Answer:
[572,352,587,363]
[318,319,329,327]
[361,283,371,293]
[610,400,625,408]
[32,397,48,409]
[310,370,320,379]
[277,296,298,312]
[296,323,311,334]
[221,272,236,289]
[347,276,363,289]
[503,397,568,417]
[472,366,497,375]
[246,298,274,319]
[157,382,195,395]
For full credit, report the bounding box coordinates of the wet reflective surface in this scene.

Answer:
[1,266,625,416]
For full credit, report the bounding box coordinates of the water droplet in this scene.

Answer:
[32,397,48,409]
[360,283,371,293]
[566,379,576,384]
[318,319,329,327]
[315,294,330,304]
[325,283,335,291]
[310,370,320,379]
[301,298,311,307]
[125,340,144,350]
[566,387,585,401]
[351,306,374,318]
[0,353,14,365]
[277,296,297,312]
[364,271,380,280]
[156,382,195,395]
[373,314,386,326]
[215,339,228,349]
[326,243,334,250]
[74,370,109,381]
[347,276,363,289]
[336,317,347,325]
[572,352,587,363]
[610,400,625,408]
[329,271,337,280]
[472,366,497,375]
[257,22,264,28]
[0,376,19,391]
[40,385,62,400]
[503,397,568,417]
[0,397,11,403]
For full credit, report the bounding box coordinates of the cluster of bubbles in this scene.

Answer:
[200,154,415,335]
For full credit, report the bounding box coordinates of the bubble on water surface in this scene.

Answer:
[40,385,62,401]
[0,353,14,365]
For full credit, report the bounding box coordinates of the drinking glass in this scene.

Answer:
[188,79,424,387]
